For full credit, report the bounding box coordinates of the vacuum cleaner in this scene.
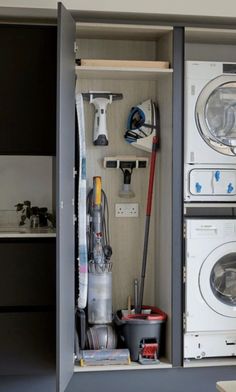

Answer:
[87,176,113,325]
[80,176,130,366]
[83,91,123,146]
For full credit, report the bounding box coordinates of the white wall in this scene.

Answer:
[0,156,53,212]
[1,0,236,19]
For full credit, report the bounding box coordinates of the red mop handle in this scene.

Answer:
[146,135,158,216]
[137,134,159,313]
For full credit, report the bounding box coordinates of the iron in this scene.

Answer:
[124,99,158,152]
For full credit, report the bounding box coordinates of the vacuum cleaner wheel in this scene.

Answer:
[87,324,117,350]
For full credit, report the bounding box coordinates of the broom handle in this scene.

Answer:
[137,135,158,314]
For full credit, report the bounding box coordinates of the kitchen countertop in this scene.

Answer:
[216,381,236,392]
[0,227,56,238]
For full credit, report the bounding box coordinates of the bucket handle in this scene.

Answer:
[113,312,125,326]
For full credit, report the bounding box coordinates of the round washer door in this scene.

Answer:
[195,75,236,156]
[199,242,236,318]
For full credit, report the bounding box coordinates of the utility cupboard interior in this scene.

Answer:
[1,2,236,392]
[75,21,173,367]
[60,3,180,389]
[56,8,236,391]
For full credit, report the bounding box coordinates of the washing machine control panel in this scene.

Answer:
[223,63,236,73]
[187,219,236,239]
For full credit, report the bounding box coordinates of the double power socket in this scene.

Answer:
[115,203,139,218]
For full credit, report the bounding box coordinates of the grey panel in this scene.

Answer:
[172,26,184,367]
[0,240,55,307]
[56,3,75,392]
[0,375,55,392]
[66,367,236,392]
[0,312,55,375]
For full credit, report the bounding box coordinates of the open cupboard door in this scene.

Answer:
[56,3,76,392]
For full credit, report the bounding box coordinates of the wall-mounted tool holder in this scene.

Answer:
[104,156,148,198]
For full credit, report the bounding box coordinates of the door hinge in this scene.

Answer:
[183,265,186,283]
[74,41,78,54]
[73,214,77,226]
[183,222,186,239]
[183,313,186,331]
[73,167,77,178]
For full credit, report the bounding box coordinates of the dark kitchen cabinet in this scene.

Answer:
[0,238,56,308]
[0,24,56,155]
[0,2,75,390]
[0,9,59,392]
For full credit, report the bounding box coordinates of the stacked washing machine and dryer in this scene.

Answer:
[184,61,236,360]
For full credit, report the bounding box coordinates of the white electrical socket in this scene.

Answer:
[115,203,139,217]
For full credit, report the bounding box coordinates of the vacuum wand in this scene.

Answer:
[83,91,123,146]
[137,135,159,314]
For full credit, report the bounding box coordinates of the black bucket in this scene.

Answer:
[114,306,167,362]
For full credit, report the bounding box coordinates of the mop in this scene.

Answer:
[137,104,160,313]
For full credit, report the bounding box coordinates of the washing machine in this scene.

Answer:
[184,61,236,201]
[184,218,236,359]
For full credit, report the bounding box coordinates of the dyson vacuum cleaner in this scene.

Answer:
[87,176,113,325]
[80,176,130,366]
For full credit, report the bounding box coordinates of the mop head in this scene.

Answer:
[124,99,158,152]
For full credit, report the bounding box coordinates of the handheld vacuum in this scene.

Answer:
[83,91,123,146]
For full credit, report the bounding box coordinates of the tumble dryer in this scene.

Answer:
[184,61,236,201]
[184,218,236,359]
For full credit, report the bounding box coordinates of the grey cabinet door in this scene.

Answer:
[56,3,76,392]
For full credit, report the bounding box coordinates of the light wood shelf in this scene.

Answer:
[74,358,172,372]
[0,228,56,238]
[75,65,173,81]
[76,22,172,41]
[217,381,236,392]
